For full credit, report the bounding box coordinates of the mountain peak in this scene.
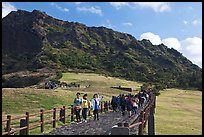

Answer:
[2,9,202,90]
[31,9,48,16]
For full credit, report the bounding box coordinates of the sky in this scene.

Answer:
[2,2,202,68]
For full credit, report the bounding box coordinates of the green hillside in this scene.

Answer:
[2,72,202,135]
[2,10,202,90]
[2,72,142,134]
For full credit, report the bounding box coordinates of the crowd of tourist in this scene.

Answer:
[73,88,153,124]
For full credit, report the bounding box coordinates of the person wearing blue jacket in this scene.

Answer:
[91,94,103,120]
[73,92,82,124]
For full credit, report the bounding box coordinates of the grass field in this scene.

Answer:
[60,72,142,89]
[154,88,202,135]
[2,72,142,135]
[2,72,202,135]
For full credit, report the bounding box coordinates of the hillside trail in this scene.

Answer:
[45,110,139,135]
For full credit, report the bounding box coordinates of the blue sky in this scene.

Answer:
[2,2,202,68]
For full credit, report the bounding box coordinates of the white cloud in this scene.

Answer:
[140,32,162,45]
[180,37,202,67]
[51,3,69,12]
[109,2,129,9]
[183,19,201,26]
[110,2,171,12]
[162,38,181,51]
[140,32,202,68]
[191,19,202,25]
[133,2,171,12]
[76,6,102,15]
[74,2,83,5]
[2,2,17,18]
[122,22,133,26]
[183,20,188,25]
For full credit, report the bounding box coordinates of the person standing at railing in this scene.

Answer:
[138,90,144,108]
[91,94,103,120]
[81,94,90,123]
[73,92,82,124]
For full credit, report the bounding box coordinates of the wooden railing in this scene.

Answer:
[2,100,111,135]
[111,93,156,135]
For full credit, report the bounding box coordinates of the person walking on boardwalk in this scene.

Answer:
[104,101,109,112]
[132,95,139,114]
[73,92,82,124]
[126,94,133,118]
[111,96,117,112]
[138,90,143,108]
[82,94,90,122]
[91,93,103,120]
[120,94,126,116]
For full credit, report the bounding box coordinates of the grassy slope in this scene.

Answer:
[154,88,202,135]
[2,72,142,134]
[2,73,142,114]
[60,72,142,89]
[2,72,202,135]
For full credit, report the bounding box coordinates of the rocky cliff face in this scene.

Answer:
[2,10,202,90]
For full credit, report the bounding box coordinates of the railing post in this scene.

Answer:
[40,109,44,133]
[144,107,148,129]
[6,115,11,135]
[53,108,56,128]
[138,110,144,135]
[148,100,155,135]
[20,119,27,135]
[63,106,66,124]
[25,112,29,135]
[154,94,156,108]
[59,108,63,122]
[71,105,74,122]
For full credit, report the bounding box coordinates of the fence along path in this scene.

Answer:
[2,100,113,135]
[46,93,156,135]
[2,93,156,135]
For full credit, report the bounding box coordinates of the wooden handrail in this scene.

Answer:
[1,104,95,135]
[8,126,28,134]
[43,109,55,114]
[2,132,9,135]
[128,122,142,128]
[2,119,8,122]
[2,96,148,135]
[29,113,40,117]
[29,122,42,130]
[10,115,27,121]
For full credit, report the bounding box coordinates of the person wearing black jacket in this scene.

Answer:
[120,94,126,116]
[138,90,143,108]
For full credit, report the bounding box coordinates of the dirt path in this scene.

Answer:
[45,110,136,135]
